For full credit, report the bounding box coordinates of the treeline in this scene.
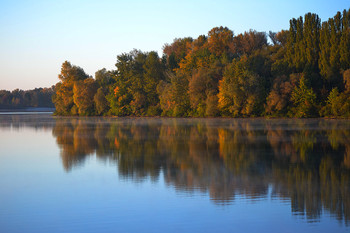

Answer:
[0,87,55,109]
[53,9,350,117]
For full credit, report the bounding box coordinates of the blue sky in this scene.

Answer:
[0,0,349,90]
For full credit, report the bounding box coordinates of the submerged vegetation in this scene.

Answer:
[53,9,350,117]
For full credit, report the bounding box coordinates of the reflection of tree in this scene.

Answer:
[110,121,165,180]
[51,117,350,224]
[323,120,350,169]
[0,114,54,130]
[52,118,97,170]
[265,120,350,223]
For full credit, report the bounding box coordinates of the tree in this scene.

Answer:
[51,8,350,118]
[95,68,115,88]
[218,57,265,117]
[53,81,75,115]
[233,30,267,56]
[157,72,190,117]
[303,13,321,72]
[319,20,333,81]
[344,69,350,92]
[266,75,297,116]
[53,61,89,115]
[157,80,173,116]
[290,76,317,117]
[319,87,350,117]
[58,61,89,82]
[143,51,165,115]
[108,50,144,116]
[171,73,190,116]
[340,9,350,69]
[320,88,341,116]
[107,50,166,116]
[163,37,193,70]
[189,68,217,116]
[94,87,109,115]
[207,26,234,58]
[73,78,98,116]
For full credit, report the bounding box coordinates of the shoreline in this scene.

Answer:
[0,107,55,112]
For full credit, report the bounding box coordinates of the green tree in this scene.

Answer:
[303,13,321,72]
[94,87,109,115]
[320,88,341,116]
[286,14,321,73]
[95,68,115,88]
[218,57,265,117]
[143,51,165,115]
[290,76,317,117]
[58,61,89,82]
[170,73,190,116]
[319,20,333,81]
[107,50,144,116]
[319,11,348,88]
[340,9,350,70]
[189,68,217,116]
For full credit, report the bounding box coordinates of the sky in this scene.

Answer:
[0,0,349,90]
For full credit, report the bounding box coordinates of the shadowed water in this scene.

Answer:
[0,114,349,232]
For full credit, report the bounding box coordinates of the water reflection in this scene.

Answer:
[1,115,350,225]
[50,117,350,224]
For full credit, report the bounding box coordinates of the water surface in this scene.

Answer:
[0,114,349,232]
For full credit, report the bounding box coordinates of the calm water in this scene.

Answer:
[0,114,349,233]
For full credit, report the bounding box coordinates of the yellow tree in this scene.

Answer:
[73,78,98,116]
[53,61,89,115]
[207,26,234,58]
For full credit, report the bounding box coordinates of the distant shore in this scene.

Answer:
[0,107,55,112]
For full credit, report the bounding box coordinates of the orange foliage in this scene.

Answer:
[114,86,119,96]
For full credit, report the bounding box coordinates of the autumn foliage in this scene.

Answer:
[53,9,350,117]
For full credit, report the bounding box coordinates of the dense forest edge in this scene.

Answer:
[0,87,55,109]
[5,9,350,117]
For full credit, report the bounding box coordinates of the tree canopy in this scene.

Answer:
[53,9,350,118]
[0,87,54,109]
